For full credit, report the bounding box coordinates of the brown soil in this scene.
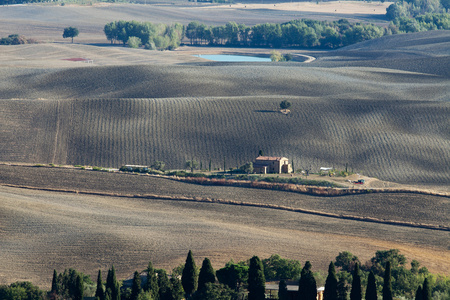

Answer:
[1,165,449,288]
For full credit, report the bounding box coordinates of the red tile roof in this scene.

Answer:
[255,156,286,161]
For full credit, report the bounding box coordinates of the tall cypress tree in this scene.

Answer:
[131,271,142,300]
[382,261,393,300]
[298,261,317,300]
[415,285,423,300]
[248,256,266,300]
[95,270,105,300]
[182,250,198,299]
[422,278,431,300]
[324,262,338,300]
[106,265,120,300]
[279,279,289,300]
[51,269,58,294]
[365,271,377,300]
[74,274,84,300]
[198,258,216,291]
[145,261,159,299]
[350,263,362,300]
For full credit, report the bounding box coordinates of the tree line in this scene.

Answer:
[1,249,449,300]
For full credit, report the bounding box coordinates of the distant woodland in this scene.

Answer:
[1,249,450,300]
[101,0,449,50]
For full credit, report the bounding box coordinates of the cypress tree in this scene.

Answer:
[158,269,171,300]
[350,263,362,300]
[248,255,266,300]
[337,277,348,300]
[415,285,423,300]
[382,261,393,300]
[74,274,84,300]
[365,271,377,300]
[51,269,58,293]
[324,262,338,300]
[422,278,431,300]
[298,261,317,300]
[95,270,105,300]
[198,258,216,291]
[145,261,159,299]
[278,279,288,300]
[182,250,198,299]
[131,271,142,300]
[106,265,120,300]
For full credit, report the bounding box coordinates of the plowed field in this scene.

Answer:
[1,166,449,288]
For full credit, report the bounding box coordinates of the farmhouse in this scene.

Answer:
[266,283,324,300]
[253,156,292,174]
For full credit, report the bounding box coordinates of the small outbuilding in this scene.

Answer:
[253,156,292,174]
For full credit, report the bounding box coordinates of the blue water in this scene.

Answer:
[195,54,272,62]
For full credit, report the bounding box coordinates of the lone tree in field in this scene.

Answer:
[63,27,79,43]
[182,250,198,299]
[382,261,393,300]
[248,256,265,300]
[324,262,338,300]
[298,261,317,300]
[350,263,362,300]
[280,100,291,110]
[198,258,216,291]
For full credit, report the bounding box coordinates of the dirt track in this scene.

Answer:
[1,165,449,288]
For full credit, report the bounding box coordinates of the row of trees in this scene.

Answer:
[2,249,449,299]
[184,19,385,49]
[103,20,184,50]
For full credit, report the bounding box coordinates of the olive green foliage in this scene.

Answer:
[240,162,254,174]
[262,254,302,281]
[335,251,361,273]
[185,19,385,49]
[182,250,198,298]
[0,281,44,300]
[192,282,237,300]
[280,100,292,110]
[248,256,265,300]
[63,27,79,43]
[0,34,36,45]
[386,0,450,32]
[127,36,142,48]
[216,261,249,292]
[104,20,183,50]
[185,160,199,173]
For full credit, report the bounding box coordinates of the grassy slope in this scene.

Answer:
[1,166,449,287]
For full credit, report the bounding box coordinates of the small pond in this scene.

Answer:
[194,54,272,62]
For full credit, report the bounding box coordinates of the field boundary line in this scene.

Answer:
[2,183,449,232]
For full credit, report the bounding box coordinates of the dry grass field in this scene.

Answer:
[1,166,449,288]
[0,1,449,290]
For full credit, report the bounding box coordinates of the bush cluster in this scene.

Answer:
[0,34,36,45]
